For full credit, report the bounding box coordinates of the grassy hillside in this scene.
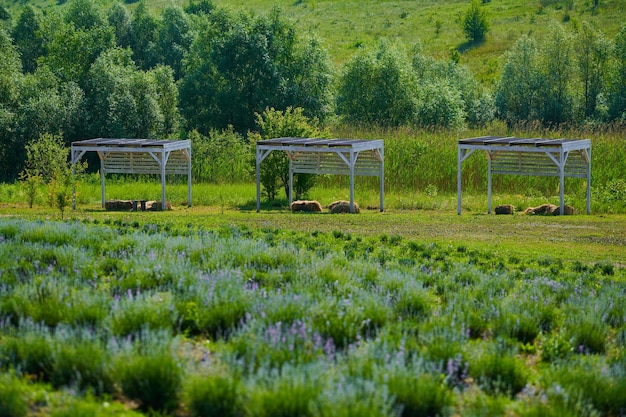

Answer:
[212,0,626,83]
[7,0,626,84]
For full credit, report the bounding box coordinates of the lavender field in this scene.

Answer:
[0,216,624,416]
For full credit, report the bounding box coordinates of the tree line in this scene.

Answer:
[1,0,625,182]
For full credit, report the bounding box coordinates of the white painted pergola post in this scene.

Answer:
[379,147,385,211]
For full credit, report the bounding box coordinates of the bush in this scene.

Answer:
[0,371,29,417]
[471,344,529,396]
[386,368,453,417]
[461,0,490,43]
[185,373,245,417]
[113,334,182,413]
[337,40,418,127]
[250,107,326,201]
[50,331,114,395]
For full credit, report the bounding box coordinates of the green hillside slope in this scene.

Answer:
[7,0,623,83]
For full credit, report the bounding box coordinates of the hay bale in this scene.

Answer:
[290,200,323,212]
[523,203,558,215]
[494,204,515,215]
[104,199,133,211]
[146,200,172,211]
[554,205,576,215]
[328,200,360,214]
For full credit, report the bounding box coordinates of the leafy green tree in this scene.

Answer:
[130,1,159,70]
[64,0,106,30]
[11,6,44,74]
[22,133,69,184]
[411,44,493,127]
[0,27,22,181]
[250,107,326,201]
[156,5,193,80]
[39,12,115,86]
[151,65,181,136]
[461,0,490,43]
[607,24,626,120]
[416,79,465,129]
[21,133,86,217]
[575,22,610,120]
[495,36,544,125]
[337,39,417,127]
[539,23,574,124]
[107,3,134,49]
[180,8,331,135]
[85,48,177,138]
[185,0,216,16]
[17,66,84,144]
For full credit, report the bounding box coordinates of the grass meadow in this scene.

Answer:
[1,125,626,416]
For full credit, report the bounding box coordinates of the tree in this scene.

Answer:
[337,39,417,127]
[39,12,115,86]
[461,0,490,43]
[575,22,610,120]
[495,36,544,125]
[64,0,106,30]
[607,24,626,120]
[539,23,574,124]
[17,66,85,144]
[85,48,177,139]
[12,6,44,73]
[156,5,193,80]
[185,0,216,16]
[108,3,134,49]
[250,107,326,201]
[130,1,159,70]
[411,45,493,127]
[180,8,332,134]
[0,27,22,181]
[21,133,85,218]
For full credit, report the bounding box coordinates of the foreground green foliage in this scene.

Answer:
[0,217,624,415]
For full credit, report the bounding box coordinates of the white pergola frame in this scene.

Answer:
[71,138,192,211]
[457,136,591,215]
[256,137,384,213]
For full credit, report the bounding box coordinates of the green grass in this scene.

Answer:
[2,191,625,266]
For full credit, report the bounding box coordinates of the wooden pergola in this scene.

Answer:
[255,137,384,213]
[70,138,192,211]
[457,136,591,215]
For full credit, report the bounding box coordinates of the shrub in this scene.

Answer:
[185,373,245,417]
[250,107,326,201]
[113,333,182,413]
[471,344,529,396]
[337,39,418,127]
[386,367,453,417]
[545,358,626,416]
[0,371,29,417]
[313,377,394,417]
[247,365,321,417]
[50,329,113,395]
[461,0,490,43]
[0,328,54,381]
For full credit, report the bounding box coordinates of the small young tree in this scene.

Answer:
[250,107,327,202]
[21,133,85,217]
[461,0,490,43]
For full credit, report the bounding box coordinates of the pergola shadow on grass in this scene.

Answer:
[71,138,192,211]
